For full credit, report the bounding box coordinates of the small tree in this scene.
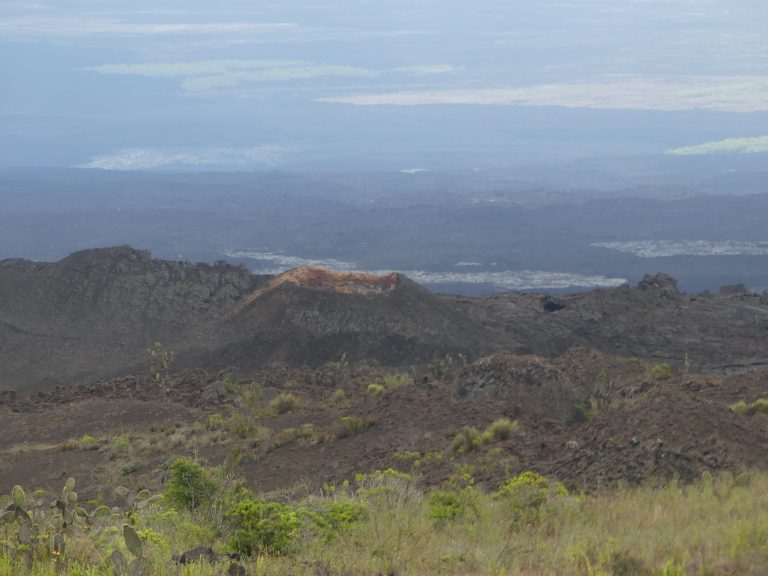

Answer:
[165,457,216,511]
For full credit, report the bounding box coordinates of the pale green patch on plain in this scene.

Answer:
[393,65,456,75]
[666,135,768,155]
[81,59,379,92]
[319,76,768,112]
[181,65,378,92]
[81,59,307,77]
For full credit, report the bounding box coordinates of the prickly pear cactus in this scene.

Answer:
[111,524,146,576]
[0,478,94,567]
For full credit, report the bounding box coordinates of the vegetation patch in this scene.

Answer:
[335,415,371,439]
[227,497,304,556]
[2,470,768,574]
[650,362,674,380]
[164,457,217,511]
[366,383,385,397]
[730,398,768,416]
[451,418,518,453]
[77,434,100,451]
[495,471,569,526]
[331,388,347,404]
[270,392,299,415]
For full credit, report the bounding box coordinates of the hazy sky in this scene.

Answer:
[2,0,767,170]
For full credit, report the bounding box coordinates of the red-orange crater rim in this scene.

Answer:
[228,267,399,317]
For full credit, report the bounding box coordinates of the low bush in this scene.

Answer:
[206,413,223,430]
[335,416,369,439]
[323,500,368,534]
[273,425,314,448]
[486,417,517,442]
[366,383,385,397]
[77,434,99,451]
[731,398,768,416]
[496,471,568,526]
[226,412,267,440]
[382,372,411,389]
[426,490,464,524]
[165,457,217,511]
[452,419,517,453]
[270,392,299,414]
[650,363,673,380]
[451,426,482,453]
[227,498,304,556]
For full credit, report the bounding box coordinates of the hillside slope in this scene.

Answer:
[3,247,768,391]
[0,247,502,390]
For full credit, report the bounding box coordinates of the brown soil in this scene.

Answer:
[3,349,768,500]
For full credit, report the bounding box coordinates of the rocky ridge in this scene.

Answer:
[3,246,768,392]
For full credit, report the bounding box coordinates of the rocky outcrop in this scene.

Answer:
[637,273,679,297]
[457,354,583,423]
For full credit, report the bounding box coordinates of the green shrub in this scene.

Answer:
[451,426,482,453]
[206,413,223,430]
[226,412,267,440]
[730,400,748,415]
[331,388,347,404]
[382,372,411,389]
[336,416,369,439]
[366,383,385,397]
[427,490,464,524]
[730,398,768,416]
[487,418,517,441]
[748,398,768,414]
[270,392,299,414]
[77,434,99,451]
[324,500,368,533]
[496,471,568,526]
[110,436,131,451]
[227,498,304,556]
[650,363,673,380]
[273,425,314,448]
[165,457,217,511]
[394,450,421,463]
[452,420,517,453]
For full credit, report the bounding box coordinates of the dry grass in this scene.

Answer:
[3,470,768,575]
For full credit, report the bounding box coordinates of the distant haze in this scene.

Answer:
[2,0,768,170]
